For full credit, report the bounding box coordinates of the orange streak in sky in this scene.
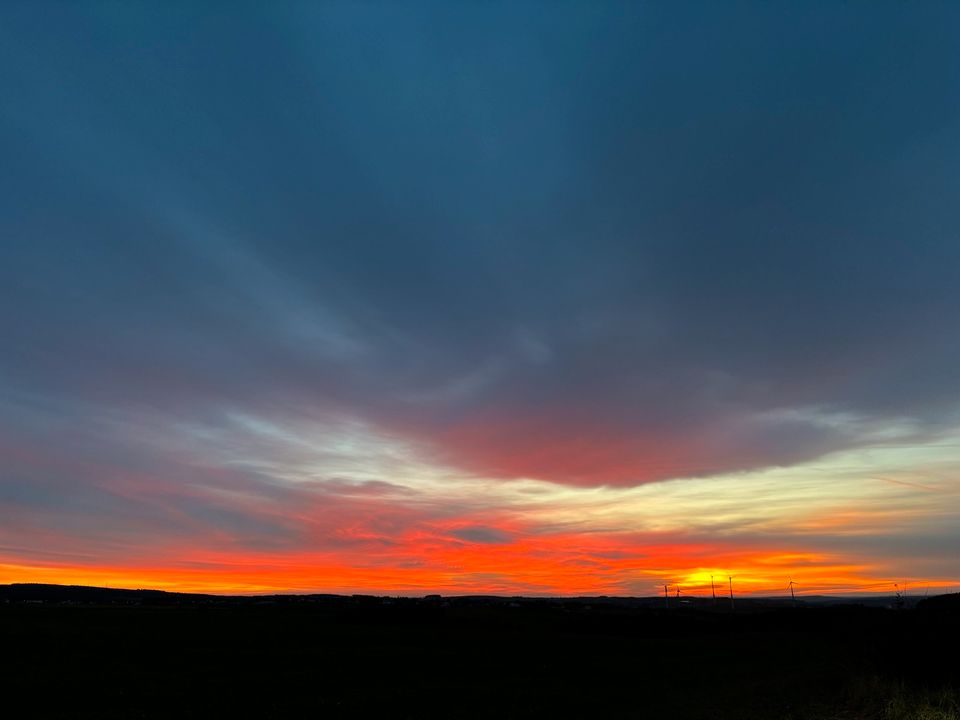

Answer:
[2,529,950,596]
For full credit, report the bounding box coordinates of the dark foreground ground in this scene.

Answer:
[2,586,960,719]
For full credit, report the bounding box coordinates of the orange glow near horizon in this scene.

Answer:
[3,533,954,597]
[3,414,959,599]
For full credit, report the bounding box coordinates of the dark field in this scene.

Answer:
[3,588,960,719]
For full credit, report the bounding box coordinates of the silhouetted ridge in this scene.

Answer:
[0,583,200,603]
[917,591,960,612]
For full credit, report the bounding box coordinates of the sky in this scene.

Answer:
[2,2,960,597]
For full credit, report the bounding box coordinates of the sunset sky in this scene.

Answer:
[2,2,960,596]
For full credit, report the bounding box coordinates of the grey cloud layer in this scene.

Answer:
[2,2,960,489]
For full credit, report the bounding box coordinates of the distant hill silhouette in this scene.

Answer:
[0,583,202,604]
[917,591,960,612]
[0,582,936,610]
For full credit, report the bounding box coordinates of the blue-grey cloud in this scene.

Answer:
[450,526,513,545]
[1,1,960,492]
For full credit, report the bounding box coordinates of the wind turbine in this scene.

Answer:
[728,576,735,610]
[788,578,797,605]
[711,575,717,605]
